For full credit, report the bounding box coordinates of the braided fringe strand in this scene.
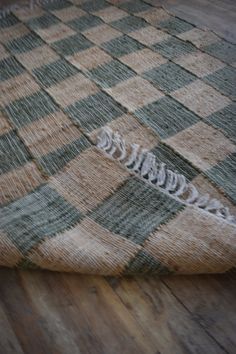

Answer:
[97,127,236,225]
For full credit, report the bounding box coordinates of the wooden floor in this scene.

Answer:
[0,268,236,354]
[1,1,236,353]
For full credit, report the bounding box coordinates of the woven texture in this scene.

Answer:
[0,0,236,275]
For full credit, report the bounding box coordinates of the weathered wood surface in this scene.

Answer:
[0,267,235,354]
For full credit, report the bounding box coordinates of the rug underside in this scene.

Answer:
[0,0,235,275]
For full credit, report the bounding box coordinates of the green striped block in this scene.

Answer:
[0,56,24,82]
[52,33,93,56]
[88,59,136,88]
[135,96,199,139]
[33,58,78,88]
[90,177,183,245]
[203,40,236,64]
[0,130,30,174]
[159,17,194,35]
[124,250,170,275]
[6,33,44,54]
[5,90,58,128]
[102,35,144,58]
[152,37,196,60]
[80,0,109,12]
[119,0,152,14]
[67,14,103,32]
[207,104,236,143]
[0,185,82,254]
[65,92,124,132]
[203,66,236,99]
[27,13,59,30]
[143,62,196,93]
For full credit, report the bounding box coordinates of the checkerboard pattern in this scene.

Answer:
[0,0,235,275]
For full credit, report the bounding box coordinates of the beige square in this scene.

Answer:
[16,45,60,70]
[192,174,236,215]
[105,77,163,112]
[137,8,170,25]
[83,24,121,44]
[129,26,170,45]
[171,80,231,117]
[0,44,8,60]
[52,6,86,21]
[19,111,82,157]
[94,6,128,22]
[120,48,167,74]
[0,23,29,44]
[29,217,140,275]
[178,28,219,48]
[174,51,225,77]
[36,23,76,43]
[12,5,45,21]
[90,113,160,149]
[46,73,98,108]
[0,233,23,267]
[144,207,236,274]
[165,122,236,170]
[0,73,40,107]
[67,46,112,70]
[0,162,44,205]
[49,147,129,212]
[0,112,11,135]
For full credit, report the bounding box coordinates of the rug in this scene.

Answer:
[0,0,236,275]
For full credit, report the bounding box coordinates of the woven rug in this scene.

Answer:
[0,0,236,275]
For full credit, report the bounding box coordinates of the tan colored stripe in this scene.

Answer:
[0,44,8,60]
[0,232,23,267]
[0,23,29,44]
[46,73,98,108]
[16,45,60,71]
[0,113,11,135]
[0,73,40,107]
[89,113,160,148]
[52,6,86,21]
[0,162,44,205]
[67,46,112,71]
[144,207,236,274]
[36,23,76,44]
[29,217,140,274]
[129,26,170,46]
[12,5,45,21]
[83,24,121,45]
[49,147,129,212]
[18,111,82,157]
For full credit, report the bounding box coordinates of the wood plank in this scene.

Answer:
[106,276,225,354]
[162,273,236,354]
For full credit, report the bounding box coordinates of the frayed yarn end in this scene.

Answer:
[97,126,236,225]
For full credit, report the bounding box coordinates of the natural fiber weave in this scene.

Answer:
[0,0,235,275]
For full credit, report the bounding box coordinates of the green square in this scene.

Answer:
[0,130,30,174]
[6,33,44,54]
[124,250,170,275]
[102,35,144,58]
[203,41,236,64]
[134,96,199,139]
[33,58,78,88]
[0,14,19,28]
[65,91,124,132]
[152,142,199,180]
[0,56,24,82]
[90,177,182,245]
[119,0,151,13]
[152,37,196,60]
[111,15,147,34]
[205,153,236,204]
[143,62,196,93]
[38,135,91,176]
[51,34,93,56]
[207,104,236,143]
[42,0,71,11]
[67,14,103,32]
[203,66,236,99]
[0,184,82,254]
[80,0,109,12]
[5,90,58,128]
[159,17,194,35]
[27,13,59,30]
[88,59,135,88]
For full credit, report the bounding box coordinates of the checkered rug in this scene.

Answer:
[0,0,236,275]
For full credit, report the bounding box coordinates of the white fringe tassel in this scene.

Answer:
[97,127,236,225]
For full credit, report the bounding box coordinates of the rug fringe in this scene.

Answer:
[97,127,236,225]
[0,0,58,18]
